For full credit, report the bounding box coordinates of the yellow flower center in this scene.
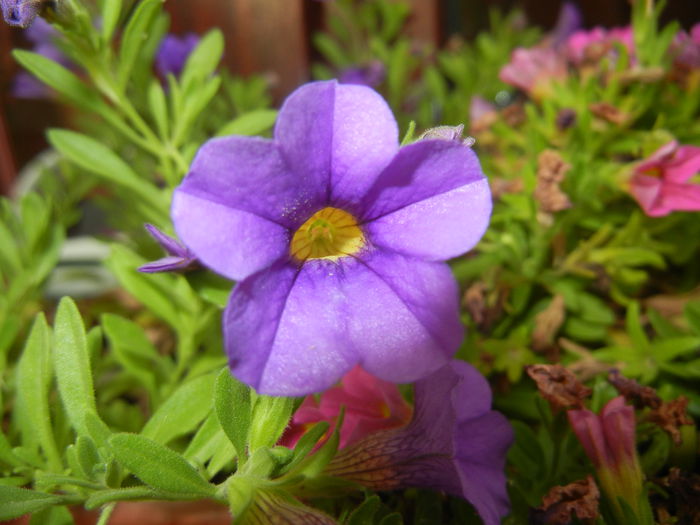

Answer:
[290,207,364,262]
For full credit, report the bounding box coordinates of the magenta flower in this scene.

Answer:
[171,80,491,395]
[1,0,44,27]
[499,47,567,98]
[138,224,198,273]
[565,26,635,65]
[628,141,700,217]
[568,397,651,523]
[325,361,513,525]
[671,23,700,69]
[156,33,200,78]
[279,365,412,449]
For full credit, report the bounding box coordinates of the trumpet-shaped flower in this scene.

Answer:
[628,141,700,217]
[172,80,491,395]
[324,360,513,525]
[156,33,200,79]
[280,365,412,449]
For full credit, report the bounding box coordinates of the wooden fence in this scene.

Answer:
[0,0,697,193]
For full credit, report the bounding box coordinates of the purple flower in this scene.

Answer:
[338,60,385,88]
[325,360,513,525]
[171,80,492,395]
[155,33,200,78]
[138,224,198,273]
[1,0,44,27]
[551,2,583,46]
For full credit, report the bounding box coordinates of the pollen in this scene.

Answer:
[291,207,365,262]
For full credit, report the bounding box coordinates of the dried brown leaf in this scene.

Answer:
[647,396,693,445]
[538,476,600,525]
[526,364,592,410]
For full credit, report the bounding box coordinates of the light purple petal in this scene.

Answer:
[363,140,491,261]
[144,223,189,257]
[455,412,514,525]
[274,80,399,210]
[172,137,319,280]
[224,250,460,395]
[138,256,193,273]
[224,262,355,396]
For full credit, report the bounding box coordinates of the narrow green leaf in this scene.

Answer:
[28,504,73,525]
[101,0,123,41]
[214,369,251,461]
[248,395,294,452]
[13,50,102,112]
[281,421,329,475]
[109,434,214,496]
[84,412,112,450]
[0,486,60,520]
[85,487,160,510]
[215,109,278,137]
[16,314,62,471]
[76,436,100,481]
[118,0,163,88]
[47,129,166,219]
[148,80,169,138]
[53,297,96,436]
[180,29,224,89]
[142,373,216,444]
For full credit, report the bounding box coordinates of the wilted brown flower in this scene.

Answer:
[608,369,661,409]
[526,364,592,410]
[538,476,600,525]
[589,102,629,125]
[647,396,694,446]
[534,150,572,213]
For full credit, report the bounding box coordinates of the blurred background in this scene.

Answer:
[0,0,697,194]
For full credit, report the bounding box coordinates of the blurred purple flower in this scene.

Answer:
[1,0,44,27]
[171,80,492,395]
[671,23,700,69]
[156,33,200,78]
[325,360,513,525]
[628,140,700,217]
[338,60,385,87]
[551,2,583,46]
[138,224,198,273]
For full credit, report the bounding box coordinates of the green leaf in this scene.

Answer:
[101,0,123,42]
[76,436,101,481]
[0,486,60,521]
[214,368,251,462]
[16,314,62,471]
[142,373,216,444]
[12,50,102,113]
[215,109,278,137]
[47,130,166,220]
[29,505,74,525]
[347,495,381,525]
[148,80,169,139]
[280,421,329,475]
[53,297,96,436]
[248,395,294,452]
[180,29,224,89]
[101,313,168,403]
[109,434,214,496]
[118,0,163,88]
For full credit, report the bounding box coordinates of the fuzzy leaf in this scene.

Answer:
[214,368,251,461]
[0,487,60,520]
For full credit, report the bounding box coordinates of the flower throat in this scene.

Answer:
[290,207,364,262]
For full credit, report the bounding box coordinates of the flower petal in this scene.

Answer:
[172,137,315,280]
[363,140,491,261]
[274,80,399,210]
[224,261,355,396]
[455,412,514,525]
[224,250,461,395]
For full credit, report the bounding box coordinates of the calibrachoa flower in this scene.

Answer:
[1,0,46,27]
[628,140,700,217]
[138,224,198,273]
[338,60,385,88]
[565,26,635,65]
[324,360,513,525]
[568,397,653,524]
[671,23,700,69]
[172,80,491,396]
[279,365,412,449]
[156,33,200,78]
[499,47,567,99]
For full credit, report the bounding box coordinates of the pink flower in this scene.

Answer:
[568,397,652,523]
[279,366,412,449]
[566,26,635,65]
[629,141,700,217]
[499,47,567,98]
[671,23,700,69]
